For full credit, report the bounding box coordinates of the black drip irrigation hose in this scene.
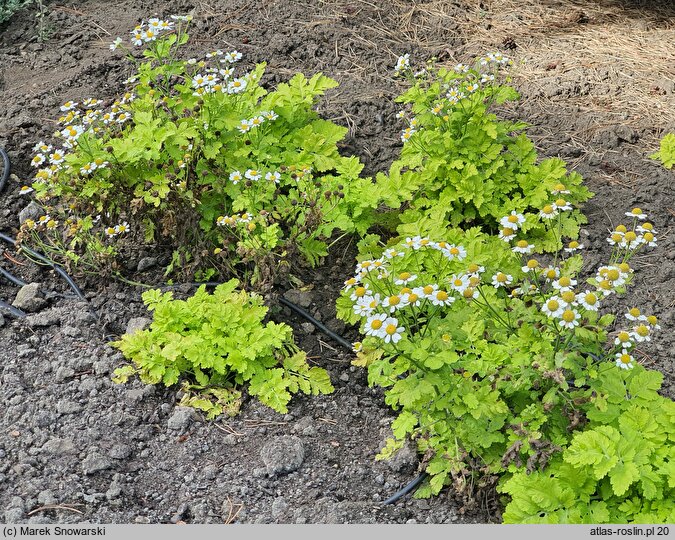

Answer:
[0,147,9,193]
[0,232,86,302]
[0,265,27,287]
[0,299,26,318]
[278,296,353,351]
[277,294,427,504]
[0,146,426,499]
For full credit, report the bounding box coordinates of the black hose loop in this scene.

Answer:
[0,265,28,287]
[0,147,9,194]
[0,299,26,318]
[0,232,86,301]
[382,472,428,505]
[279,296,353,351]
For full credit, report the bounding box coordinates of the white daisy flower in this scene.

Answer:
[559,309,580,329]
[110,37,123,51]
[18,186,34,195]
[394,272,417,286]
[265,171,281,183]
[615,351,634,370]
[552,276,577,292]
[382,317,404,344]
[449,274,470,294]
[512,240,534,254]
[229,170,243,184]
[541,297,563,318]
[614,331,633,349]
[577,291,600,311]
[625,207,647,220]
[491,272,513,288]
[430,290,454,306]
[364,313,387,337]
[499,211,525,230]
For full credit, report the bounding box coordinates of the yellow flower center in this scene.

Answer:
[555,198,566,207]
[598,280,611,290]
[526,259,539,269]
[585,293,597,305]
[643,232,654,242]
[399,272,411,280]
[496,273,507,283]
[630,207,642,215]
[624,231,637,242]
[618,263,631,273]
[546,300,560,311]
[467,263,479,273]
[542,205,554,214]
[553,183,566,192]
[388,295,401,306]
[636,325,649,337]
[516,240,529,248]
[463,288,476,298]
[385,324,398,335]
[361,261,371,269]
[568,241,579,249]
[610,233,623,243]
[647,315,657,325]
[408,293,419,303]
[436,291,449,301]
[449,247,460,255]
[545,269,557,279]
[562,310,576,323]
[642,222,653,231]
[508,215,519,223]
[628,308,640,318]
[400,287,412,295]
[617,331,630,342]
[619,354,631,364]
[558,276,571,287]
[561,291,576,303]
[354,287,367,298]
[469,277,481,287]
[502,227,515,236]
[607,269,620,281]
[423,285,434,295]
[345,278,356,286]
[370,319,383,330]
[616,225,627,233]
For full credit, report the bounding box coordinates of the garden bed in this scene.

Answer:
[0,0,673,524]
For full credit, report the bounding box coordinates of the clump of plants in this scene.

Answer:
[380,53,592,250]
[337,200,668,522]
[651,132,674,169]
[19,16,379,285]
[113,279,333,417]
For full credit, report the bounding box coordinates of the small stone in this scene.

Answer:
[271,497,288,519]
[283,289,313,308]
[4,507,24,522]
[339,372,350,382]
[55,366,75,381]
[18,201,41,224]
[82,452,114,475]
[37,490,57,505]
[385,440,419,473]
[137,257,158,272]
[41,438,77,455]
[25,308,62,327]
[301,322,315,334]
[56,400,82,414]
[62,325,79,337]
[106,480,123,500]
[167,407,194,431]
[108,443,132,460]
[0,314,5,327]
[12,283,46,312]
[260,435,305,476]
[125,317,151,335]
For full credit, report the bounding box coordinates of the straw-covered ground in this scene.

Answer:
[0,0,673,524]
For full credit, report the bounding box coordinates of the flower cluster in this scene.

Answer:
[394,51,512,142]
[605,209,657,252]
[104,221,130,238]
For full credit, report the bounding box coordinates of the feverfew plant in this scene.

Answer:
[380,53,592,250]
[21,16,379,284]
[651,132,675,169]
[337,204,663,508]
[112,280,333,417]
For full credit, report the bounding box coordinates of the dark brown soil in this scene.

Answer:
[0,0,673,525]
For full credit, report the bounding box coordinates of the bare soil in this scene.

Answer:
[0,0,673,524]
